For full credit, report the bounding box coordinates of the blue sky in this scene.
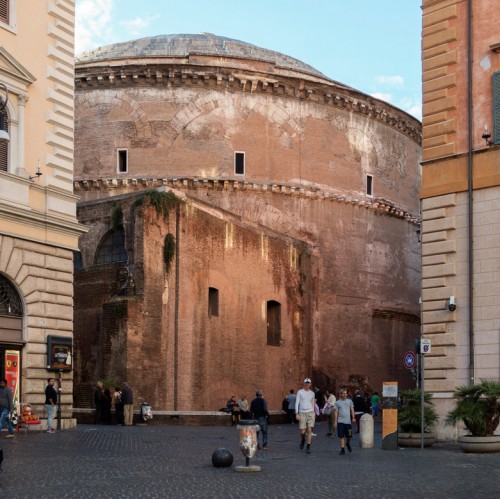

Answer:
[75,0,422,120]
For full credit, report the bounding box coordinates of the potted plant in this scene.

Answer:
[445,379,500,453]
[398,389,439,447]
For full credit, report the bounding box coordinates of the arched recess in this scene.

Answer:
[0,273,23,341]
[94,226,128,265]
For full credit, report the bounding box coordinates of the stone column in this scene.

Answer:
[15,94,28,177]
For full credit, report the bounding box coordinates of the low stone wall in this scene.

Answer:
[72,409,288,426]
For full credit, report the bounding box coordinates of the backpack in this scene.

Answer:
[281,397,288,412]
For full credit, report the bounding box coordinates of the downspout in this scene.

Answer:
[174,204,181,409]
[467,0,475,385]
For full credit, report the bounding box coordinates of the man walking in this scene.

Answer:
[335,389,356,455]
[94,381,103,424]
[121,382,134,426]
[45,378,58,433]
[250,389,269,450]
[295,377,315,454]
[287,389,297,424]
[0,378,14,438]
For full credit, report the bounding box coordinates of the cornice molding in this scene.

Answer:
[73,176,420,226]
[75,64,421,145]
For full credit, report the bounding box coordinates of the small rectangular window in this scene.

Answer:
[366,174,373,197]
[267,300,281,346]
[208,287,219,317]
[117,149,128,173]
[234,151,245,175]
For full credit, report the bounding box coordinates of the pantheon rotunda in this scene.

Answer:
[72,33,421,411]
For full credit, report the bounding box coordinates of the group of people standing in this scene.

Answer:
[94,381,134,426]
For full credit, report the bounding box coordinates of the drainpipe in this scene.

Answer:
[174,204,181,409]
[467,0,475,385]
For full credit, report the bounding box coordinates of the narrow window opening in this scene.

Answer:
[267,300,281,346]
[234,151,245,175]
[366,174,373,197]
[208,287,219,317]
[117,149,128,173]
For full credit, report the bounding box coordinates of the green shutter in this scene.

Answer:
[494,72,500,145]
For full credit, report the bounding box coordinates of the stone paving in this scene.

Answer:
[0,421,499,498]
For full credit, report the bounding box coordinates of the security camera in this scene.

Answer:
[448,296,456,311]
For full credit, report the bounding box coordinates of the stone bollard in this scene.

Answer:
[359,413,374,448]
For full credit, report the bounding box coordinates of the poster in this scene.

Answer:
[46,335,72,371]
[5,349,20,404]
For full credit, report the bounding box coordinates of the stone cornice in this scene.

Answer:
[73,176,421,225]
[75,64,421,145]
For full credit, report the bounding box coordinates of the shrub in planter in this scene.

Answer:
[399,389,439,433]
[445,379,500,437]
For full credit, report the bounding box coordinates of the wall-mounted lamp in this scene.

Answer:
[0,83,9,143]
[29,160,43,181]
[482,125,494,146]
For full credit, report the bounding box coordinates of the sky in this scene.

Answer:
[75,0,422,120]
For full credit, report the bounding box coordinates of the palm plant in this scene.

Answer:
[445,379,500,437]
[399,389,439,433]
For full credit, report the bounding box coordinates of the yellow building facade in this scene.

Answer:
[421,0,500,438]
[0,0,85,428]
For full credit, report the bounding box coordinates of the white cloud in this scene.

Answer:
[120,15,159,36]
[371,92,393,103]
[374,75,404,87]
[75,0,116,54]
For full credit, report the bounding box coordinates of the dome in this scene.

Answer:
[76,32,331,81]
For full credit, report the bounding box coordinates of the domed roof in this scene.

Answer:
[76,33,330,81]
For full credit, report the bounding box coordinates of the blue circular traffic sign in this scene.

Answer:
[404,351,416,369]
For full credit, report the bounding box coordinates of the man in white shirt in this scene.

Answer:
[295,377,316,454]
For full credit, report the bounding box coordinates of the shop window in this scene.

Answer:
[208,287,219,317]
[234,151,245,175]
[95,226,128,264]
[117,149,128,173]
[366,174,373,197]
[0,274,22,316]
[267,300,281,346]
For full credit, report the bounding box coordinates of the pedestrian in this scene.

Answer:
[0,378,15,438]
[335,388,356,455]
[45,377,58,433]
[287,389,297,424]
[93,381,103,424]
[250,389,269,450]
[226,395,240,425]
[238,395,250,419]
[323,388,336,436]
[371,391,381,420]
[353,389,367,433]
[295,377,315,454]
[113,386,124,425]
[102,388,112,424]
[121,382,134,426]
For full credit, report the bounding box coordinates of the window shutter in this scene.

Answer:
[494,71,500,145]
[0,0,9,24]
[0,110,8,172]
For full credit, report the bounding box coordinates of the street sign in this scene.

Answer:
[404,351,416,369]
[421,339,431,354]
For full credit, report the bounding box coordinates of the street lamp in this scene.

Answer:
[0,83,9,143]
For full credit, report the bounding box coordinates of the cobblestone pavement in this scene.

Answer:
[0,421,499,498]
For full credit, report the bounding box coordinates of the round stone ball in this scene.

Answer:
[211,448,234,468]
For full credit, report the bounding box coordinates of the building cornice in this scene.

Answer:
[75,64,422,145]
[73,176,420,225]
